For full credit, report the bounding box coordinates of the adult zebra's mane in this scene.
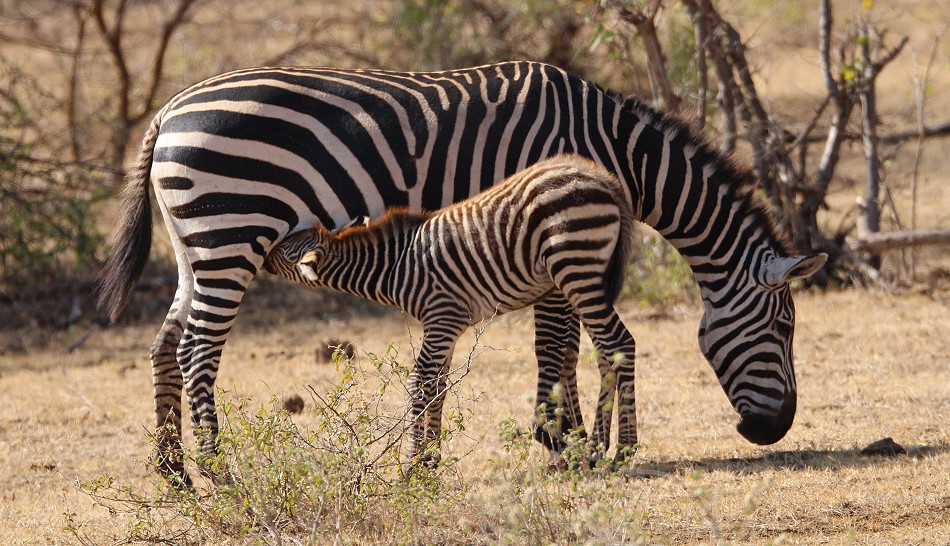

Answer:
[616,93,795,255]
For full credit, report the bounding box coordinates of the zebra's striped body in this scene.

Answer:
[266,155,636,463]
[97,61,825,487]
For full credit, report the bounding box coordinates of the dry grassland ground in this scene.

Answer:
[2,2,950,544]
[1,286,948,544]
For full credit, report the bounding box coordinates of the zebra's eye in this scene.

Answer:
[774,320,793,338]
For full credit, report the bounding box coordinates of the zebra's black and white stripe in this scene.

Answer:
[265,154,636,464]
[97,61,825,487]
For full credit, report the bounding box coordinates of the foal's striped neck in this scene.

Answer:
[316,208,429,305]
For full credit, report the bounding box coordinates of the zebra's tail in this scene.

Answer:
[603,176,636,306]
[96,113,161,324]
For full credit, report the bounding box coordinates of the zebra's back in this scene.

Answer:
[151,62,599,241]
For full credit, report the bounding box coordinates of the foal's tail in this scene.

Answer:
[603,173,636,306]
[96,113,161,323]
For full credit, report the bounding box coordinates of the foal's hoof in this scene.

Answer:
[403,450,441,478]
[534,425,566,453]
[612,443,639,465]
[160,468,194,493]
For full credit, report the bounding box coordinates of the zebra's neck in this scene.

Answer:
[318,235,397,307]
[317,217,423,308]
[613,100,787,299]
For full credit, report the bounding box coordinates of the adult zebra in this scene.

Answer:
[265,154,637,465]
[97,61,826,487]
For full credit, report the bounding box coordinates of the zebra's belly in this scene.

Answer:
[465,282,554,322]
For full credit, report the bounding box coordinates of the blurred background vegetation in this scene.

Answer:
[1,0,948,320]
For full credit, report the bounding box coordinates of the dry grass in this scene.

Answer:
[2,1,949,543]
[1,286,948,544]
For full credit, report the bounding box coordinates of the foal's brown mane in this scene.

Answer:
[321,207,433,244]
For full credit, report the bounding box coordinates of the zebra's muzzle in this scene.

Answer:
[735,391,797,445]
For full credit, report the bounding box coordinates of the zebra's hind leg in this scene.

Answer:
[533,291,585,456]
[571,299,637,462]
[178,262,257,484]
[150,281,192,489]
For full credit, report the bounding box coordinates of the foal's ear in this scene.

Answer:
[298,250,319,265]
[315,224,334,239]
[297,250,321,283]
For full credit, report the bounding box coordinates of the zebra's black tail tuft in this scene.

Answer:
[96,115,160,324]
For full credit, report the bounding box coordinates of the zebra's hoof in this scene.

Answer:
[613,443,639,464]
[533,424,567,453]
[155,456,194,492]
[160,468,194,492]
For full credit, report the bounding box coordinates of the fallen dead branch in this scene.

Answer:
[849,229,950,253]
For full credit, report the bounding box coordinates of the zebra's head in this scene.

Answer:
[294,225,333,285]
[697,252,826,445]
[263,225,332,287]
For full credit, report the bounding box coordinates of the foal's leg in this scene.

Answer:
[575,304,637,458]
[408,316,468,467]
[554,274,637,460]
[533,291,584,454]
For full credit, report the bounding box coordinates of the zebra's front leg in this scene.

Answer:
[533,291,584,455]
[407,320,465,469]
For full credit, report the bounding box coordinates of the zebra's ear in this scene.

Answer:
[297,250,321,283]
[330,215,370,234]
[763,253,828,286]
[298,250,319,265]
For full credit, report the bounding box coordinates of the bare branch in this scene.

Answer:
[786,119,950,144]
[858,24,882,239]
[819,0,839,99]
[681,0,710,131]
[873,36,908,72]
[90,0,131,122]
[611,0,681,111]
[849,229,950,253]
[790,95,830,174]
[66,4,87,163]
[909,17,950,277]
[132,0,197,124]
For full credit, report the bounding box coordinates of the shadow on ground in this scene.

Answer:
[630,443,950,478]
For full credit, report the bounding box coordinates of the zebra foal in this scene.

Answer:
[265,155,636,464]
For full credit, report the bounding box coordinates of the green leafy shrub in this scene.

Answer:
[623,233,700,307]
[0,69,108,290]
